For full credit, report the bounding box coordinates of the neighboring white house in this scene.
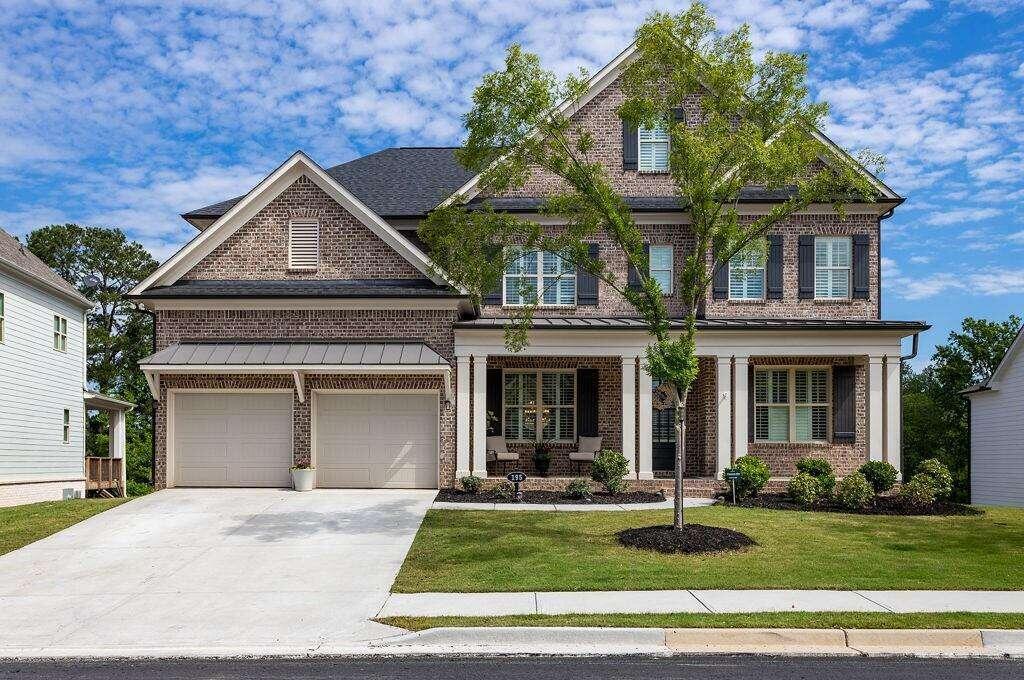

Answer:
[0,228,132,507]
[964,323,1024,508]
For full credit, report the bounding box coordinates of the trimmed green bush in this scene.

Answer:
[899,473,938,508]
[915,458,953,499]
[733,455,771,498]
[565,478,593,500]
[460,475,483,494]
[796,457,836,496]
[787,472,820,507]
[126,480,153,497]
[591,449,630,494]
[835,472,874,510]
[494,481,516,501]
[858,461,898,494]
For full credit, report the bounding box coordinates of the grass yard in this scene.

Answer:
[0,498,129,556]
[379,612,1024,631]
[392,505,1024,593]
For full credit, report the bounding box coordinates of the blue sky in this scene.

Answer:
[2,0,1023,366]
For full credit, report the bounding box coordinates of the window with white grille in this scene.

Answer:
[288,219,320,269]
[814,236,851,299]
[754,367,830,443]
[638,124,669,172]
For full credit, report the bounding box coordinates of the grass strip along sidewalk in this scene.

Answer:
[0,498,128,556]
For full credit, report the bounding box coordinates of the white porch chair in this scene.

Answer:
[486,435,519,462]
[568,436,603,474]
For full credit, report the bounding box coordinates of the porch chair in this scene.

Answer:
[486,436,519,463]
[568,436,603,474]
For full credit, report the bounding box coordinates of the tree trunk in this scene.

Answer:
[673,386,691,530]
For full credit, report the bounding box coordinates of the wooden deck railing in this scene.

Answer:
[85,457,124,495]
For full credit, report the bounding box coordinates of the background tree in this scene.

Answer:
[422,3,881,531]
[903,315,1021,502]
[26,224,158,487]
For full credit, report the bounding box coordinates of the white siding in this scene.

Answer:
[0,270,86,484]
[970,343,1024,507]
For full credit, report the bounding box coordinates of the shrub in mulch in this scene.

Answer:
[617,524,757,555]
[434,489,666,505]
[728,492,982,517]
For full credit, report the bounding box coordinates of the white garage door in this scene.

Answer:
[315,393,438,489]
[173,392,293,487]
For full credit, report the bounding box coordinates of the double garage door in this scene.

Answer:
[172,392,437,488]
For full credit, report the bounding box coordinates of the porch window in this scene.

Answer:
[503,250,576,306]
[638,123,669,172]
[729,246,765,300]
[754,368,830,443]
[814,237,851,299]
[503,370,576,442]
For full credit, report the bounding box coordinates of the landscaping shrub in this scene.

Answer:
[494,481,516,501]
[732,455,770,498]
[565,478,593,500]
[591,449,630,494]
[899,473,938,508]
[796,457,836,496]
[787,472,820,508]
[915,458,953,499]
[858,461,898,494]
[460,475,483,494]
[835,472,874,510]
[126,480,152,497]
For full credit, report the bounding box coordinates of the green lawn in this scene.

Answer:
[380,612,1024,631]
[392,505,1024,593]
[0,498,129,556]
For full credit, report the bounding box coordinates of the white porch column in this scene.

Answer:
[734,356,749,458]
[637,362,653,480]
[716,356,732,476]
[109,409,127,494]
[471,354,489,477]
[455,355,472,478]
[621,356,637,477]
[868,355,884,462]
[884,354,901,475]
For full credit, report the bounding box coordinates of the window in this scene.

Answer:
[814,237,851,299]
[288,218,319,269]
[503,250,576,306]
[754,368,830,443]
[0,292,4,342]
[649,245,673,294]
[728,246,765,300]
[62,409,70,444]
[53,315,67,352]
[504,370,576,442]
[638,123,669,172]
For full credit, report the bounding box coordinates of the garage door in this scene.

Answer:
[315,393,438,488]
[173,392,293,487]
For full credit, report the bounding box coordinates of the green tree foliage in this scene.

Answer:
[25,224,158,485]
[902,315,1020,502]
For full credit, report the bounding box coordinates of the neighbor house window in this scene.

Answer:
[649,245,673,294]
[0,292,5,342]
[503,250,576,306]
[504,370,576,442]
[288,218,320,269]
[53,315,67,352]
[754,368,830,443]
[62,409,71,444]
[638,124,669,172]
[814,237,851,299]
[729,246,765,300]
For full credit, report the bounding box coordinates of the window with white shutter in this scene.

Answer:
[288,219,320,269]
[638,124,669,172]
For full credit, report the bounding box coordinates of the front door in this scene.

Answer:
[652,378,676,472]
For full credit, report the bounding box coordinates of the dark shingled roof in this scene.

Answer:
[183,147,475,221]
[141,341,447,367]
[132,278,465,300]
[0,228,92,306]
[455,317,930,332]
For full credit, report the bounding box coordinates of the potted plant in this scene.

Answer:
[533,441,553,477]
[291,462,315,491]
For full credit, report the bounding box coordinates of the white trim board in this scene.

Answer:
[136,297,473,313]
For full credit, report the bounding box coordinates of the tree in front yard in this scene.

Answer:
[421,3,881,532]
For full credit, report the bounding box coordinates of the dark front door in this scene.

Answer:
[652,378,676,472]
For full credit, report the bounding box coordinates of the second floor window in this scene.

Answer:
[649,245,673,294]
[504,250,575,306]
[754,368,830,443]
[62,408,71,444]
[729,246,765,300]
[638,124,669,172]
[0,292,5,342]
[815,237,851,299]
[53,315,67,352]
[288,218,320,269]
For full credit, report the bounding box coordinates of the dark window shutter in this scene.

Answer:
[576,368,599,438]
[622,121,638,171]
[766,235,783,300]
[577,243,600,306]
[486,368,503,436]
[798,235,815,299]
[627,244,649,290]
[483,245,503,306]
[712,246,729,300]
[833,365,856,443]
[852,234,869,300]
[671,107,686,123]
[747,364,755,443]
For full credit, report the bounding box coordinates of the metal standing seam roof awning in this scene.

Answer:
[139,341,452,403]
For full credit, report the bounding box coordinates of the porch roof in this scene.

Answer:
[455,317,930,332]
[140,340,448,367]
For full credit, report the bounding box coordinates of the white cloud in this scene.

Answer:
[923,207,1002,226]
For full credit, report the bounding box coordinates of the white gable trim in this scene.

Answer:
[441,41,899,207]
[984,324,1024,391]
[131,151,448,295]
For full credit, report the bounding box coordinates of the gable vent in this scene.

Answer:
[288,219,319,269]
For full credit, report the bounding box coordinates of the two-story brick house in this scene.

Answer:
[130,43,927,494]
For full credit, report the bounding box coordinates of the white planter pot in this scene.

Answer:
[291,468,315,492]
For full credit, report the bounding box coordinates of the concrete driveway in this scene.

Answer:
[0,488,435,656]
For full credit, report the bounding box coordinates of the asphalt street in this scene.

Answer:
[0,655,1022,679]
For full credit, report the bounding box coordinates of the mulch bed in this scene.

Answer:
[617,524,757,555]
[729,493,982,516]
[434,489,666,505]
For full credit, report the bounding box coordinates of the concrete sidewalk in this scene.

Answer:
[379,589,1024,617]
